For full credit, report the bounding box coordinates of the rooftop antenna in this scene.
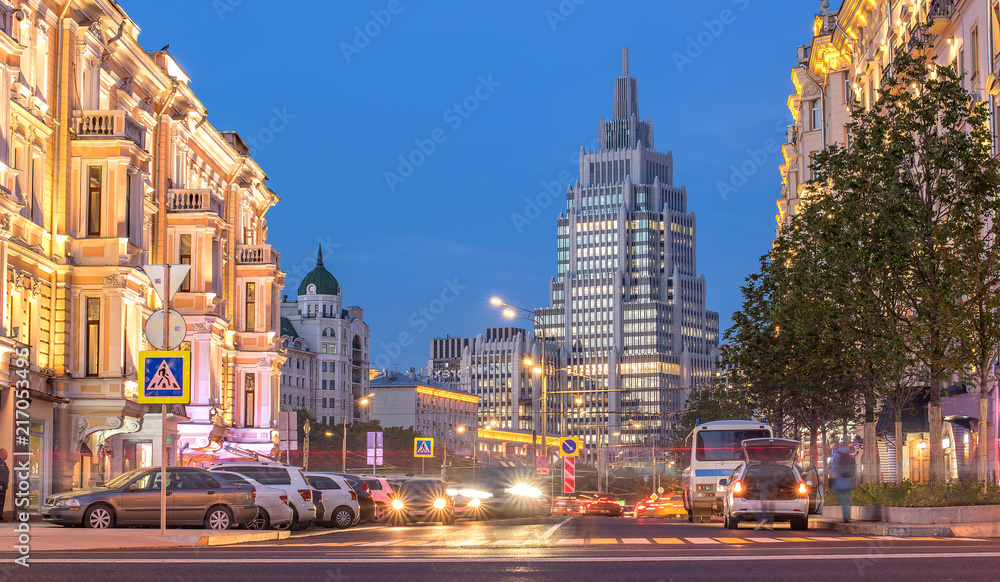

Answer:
[622,47,629,76]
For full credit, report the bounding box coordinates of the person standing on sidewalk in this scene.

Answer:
[831,444,856,523]
[0,448,9,522]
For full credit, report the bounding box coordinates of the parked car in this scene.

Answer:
[211,470,294,529]
[342,476,377,523]
[305,473,362,529]
[207,461,316,530]
[722,438,811,530]
[326,473,394,522]
[631,495,685,519]
[41,467,257,529]
[387,478,455,525]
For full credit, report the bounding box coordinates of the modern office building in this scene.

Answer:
[534,48,720,467]
[278,247,371,427]
[428,336,474,389]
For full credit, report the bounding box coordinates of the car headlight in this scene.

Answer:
[433,498,447,509]
[506,483,541,498]
[55,499,80,508]
[446,488,459,496]
[459,489,492,499]
[392,499,404,510]
[468,498,482,508]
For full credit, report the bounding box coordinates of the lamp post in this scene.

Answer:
[341,394,373,473]
[303,419,311,471]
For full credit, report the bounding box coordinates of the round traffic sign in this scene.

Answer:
[144,309,187,350]
[561,439,577,455]
[536,456,550,469]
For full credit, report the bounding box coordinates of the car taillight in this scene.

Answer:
[733,481,743,495]
[798,482,808,496]
[298,489,311,502]
[251,486,257,501]
[280,494,289,505]
[350,491,357,501]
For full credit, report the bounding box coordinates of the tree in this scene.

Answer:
[808,31,1000,481]
[675,375,755,437]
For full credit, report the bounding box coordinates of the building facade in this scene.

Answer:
[535,49,719,466]
[780,0,998,483]
[369,369,478,458]
[278,248,370,427]
[428,335,472,390]
[0,0,285,517]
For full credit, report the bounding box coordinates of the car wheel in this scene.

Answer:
[373,503,387,522]
[333,506,356,529]
[83,504,115,529]
[288,507,310,531]
[246,509,270,530]
[791,516,809,531]
[205,506,234,530]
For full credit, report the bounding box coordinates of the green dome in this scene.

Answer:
[297,246,340,296]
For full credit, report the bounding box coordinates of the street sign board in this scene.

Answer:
[144,264,191,303]
[536,455,550,476]
[563,457,575,493]
[144,309,187,351]
[367,431,384,466]
[137,351,190,404]
[414,437,434,458]
[558,436,581,457]
[277,411,297,452]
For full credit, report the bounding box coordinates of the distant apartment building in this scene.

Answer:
[278,248,370,426]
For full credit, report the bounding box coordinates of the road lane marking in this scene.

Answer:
[621,538,651,544]
[808,537,847,541]
[715,538,752,544]
[776,537,814,542]
[556,538,586,545]
[541,516,573,540]
[653,538,685,544]
[357,541,398,546]
[588,538,618,545]
[837,536,874,540]
[684,538,721,544]
[392,541,427,546]
[742,537,781,542]
[23,553,1000,564]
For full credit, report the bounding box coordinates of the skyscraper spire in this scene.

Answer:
[316,245,324,267]
[623,47,629,77]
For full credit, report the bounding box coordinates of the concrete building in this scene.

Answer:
[534,48,719,468]
[369,369,478,458]
[278,247,370,427]
[428,335,473,389]
[0,0,286,518]
[780,0,998,483]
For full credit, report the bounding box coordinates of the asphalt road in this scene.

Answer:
[7,516,999,582]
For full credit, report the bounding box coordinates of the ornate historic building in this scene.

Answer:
[278,248,370,427]
[0,0,285,516]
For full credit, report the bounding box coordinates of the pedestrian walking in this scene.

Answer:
[830,444,856,523]
[0,448,9,522]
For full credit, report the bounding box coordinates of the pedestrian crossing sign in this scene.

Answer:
[414,438,434,458]
[138,351,191,404]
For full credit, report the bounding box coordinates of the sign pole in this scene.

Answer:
[160,265,170,537]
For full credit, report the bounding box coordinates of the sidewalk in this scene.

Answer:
[810,516,1000,538]
[0,523,290,551]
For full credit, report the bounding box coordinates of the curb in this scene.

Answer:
[810,519,955,537]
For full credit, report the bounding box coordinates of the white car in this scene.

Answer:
[207,462,317,530]
[305,473,362,529]
[722,438,811,530]
[353,475,396,522]
[211,470,294,530]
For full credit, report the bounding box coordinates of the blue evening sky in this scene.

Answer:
[123,0,826,370]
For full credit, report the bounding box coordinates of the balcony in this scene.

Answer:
[167,189,224,214]
[71,110,146,150]
[235,244,280,267]
[927,0,954,35]
[881,63,893,88]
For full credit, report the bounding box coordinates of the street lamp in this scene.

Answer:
[341,393,374,473]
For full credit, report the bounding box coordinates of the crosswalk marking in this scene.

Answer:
[684,538,721,544]
[652,538,685,544]
[621,538,652,544]
[556,538,586,545]
[715,537,752,544]
[742,537,782,542]
[589,538,618,545]
[776,537,814,542]
[809,537,846,541]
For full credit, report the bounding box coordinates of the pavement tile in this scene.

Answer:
[684,538,721,544]
[588,538,618,545]
[652,538,685,544]
[620,538,652,544]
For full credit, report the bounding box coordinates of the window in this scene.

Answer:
[86,297,100,376]
[810,100,820,131]
[245,282,255,332]
[179,235,192,292]
[244,374,255,427]
[88,166,102,236]
[695,430,771,461]
[971,27,980,83]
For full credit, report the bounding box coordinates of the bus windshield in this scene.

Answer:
[695,430,771,461]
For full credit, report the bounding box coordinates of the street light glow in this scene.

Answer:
[533,367,542,374]
[490,297,503,305]
[359,398,369,406]
[523,358,533,366]
[575,397,583,405]
[457,426,466,433]
[503,309,516,318]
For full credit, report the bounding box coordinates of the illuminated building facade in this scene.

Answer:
[0,0,285,516]
[535,48,719,465]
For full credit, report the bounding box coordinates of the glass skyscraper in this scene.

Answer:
[536,49,719,467]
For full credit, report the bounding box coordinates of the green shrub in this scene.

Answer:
[840,480,1000,507]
